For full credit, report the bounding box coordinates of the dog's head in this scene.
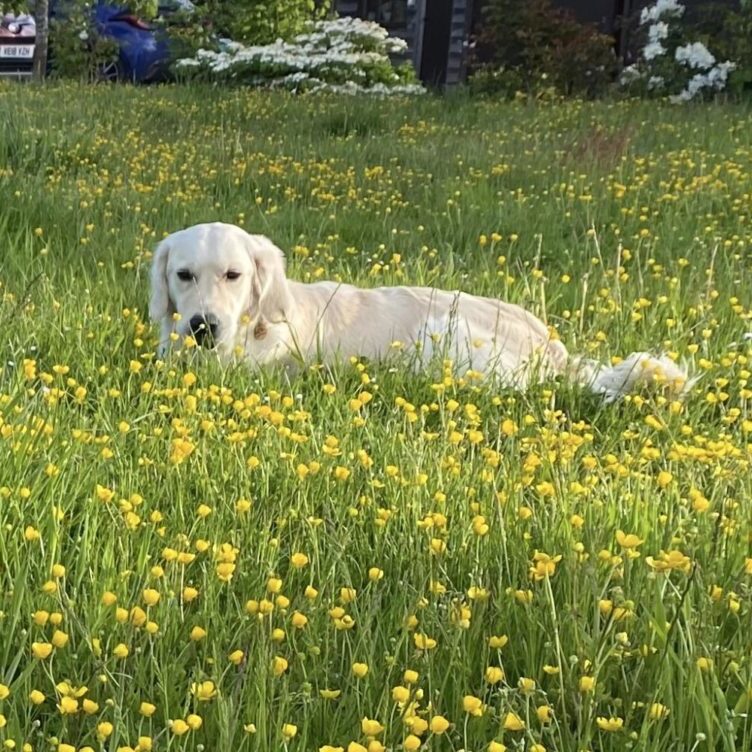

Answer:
[149,222,290,354]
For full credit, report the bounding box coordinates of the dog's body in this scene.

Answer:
[150,222,692,401]
[240,280,570,387]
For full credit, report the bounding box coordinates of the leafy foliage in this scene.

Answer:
[620,0,735,102]
[690,0,752,95]
[49,0,119,81]
[471,0,617,98]
[176,17,423,95]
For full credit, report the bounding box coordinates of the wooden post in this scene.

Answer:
[32,0,49,81]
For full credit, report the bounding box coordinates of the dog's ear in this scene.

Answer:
[149,236,174,322]
[245,234,291,323]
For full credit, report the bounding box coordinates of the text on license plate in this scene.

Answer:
[0,45,34,59]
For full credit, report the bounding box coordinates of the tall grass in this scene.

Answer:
[1,82,752,751]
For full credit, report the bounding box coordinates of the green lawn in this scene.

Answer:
[1,82,752,752]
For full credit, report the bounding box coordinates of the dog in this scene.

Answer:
[149,222,692,401]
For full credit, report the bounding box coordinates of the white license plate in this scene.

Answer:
[0,45,34,59]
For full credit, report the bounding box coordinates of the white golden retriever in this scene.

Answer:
[149,222,692,401]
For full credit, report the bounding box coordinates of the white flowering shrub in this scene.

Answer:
[175,17,424,95]
[621,0,735,102]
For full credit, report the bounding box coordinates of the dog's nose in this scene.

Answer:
[189,314,218,346]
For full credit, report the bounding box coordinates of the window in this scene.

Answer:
[361,0,408,31]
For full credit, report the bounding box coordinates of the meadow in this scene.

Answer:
[1,83,752,752]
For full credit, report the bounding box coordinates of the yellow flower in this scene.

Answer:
[185,713,202,730]
[485,667,504,684]
[282,723,297,739]
[615,530,643,549]
[170,719,190,735]
[191,680,217,701]
[51,563,65,579]
[649,703,670,720]
[140,702,157,716]
[462,695,484,717]
[291,552,309,568]
[403,735,421,752]
[0,685,8,701]
[361,717,384,736]
[272,656,289,676]
[228,650,244,665]
[503,712,525,731]
[24,526,40,542]
[536,705,553,723]
[646,550,692,574]
[183,586,199,602]
[413,633,437,650]
[518,677,536,693]
[190,626,207,641]
[352,662,369,678]
[29,690,45,705]
[656,471,673,488]
[529,551,562,581]
[320,689,341,699]
[291,611,308,628]
[304,585,319,600]
[392,686,410,704]
[31,642,53,660]
[97,722,114,739]
[696,656,713,672]
[489,634,508,648]
[596,716,623,732]
[113,643,129,658]
[429,715,450,734]
[95,484,115,503]
[488,743,507,752]
[58,696,78,714]
[142,588,160,606]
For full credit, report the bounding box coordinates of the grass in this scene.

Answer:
[1,81,752,752]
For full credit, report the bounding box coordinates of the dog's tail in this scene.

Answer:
[566,351,697,403]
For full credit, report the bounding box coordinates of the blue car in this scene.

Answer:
[94,3,172,82]
[52,0,195,83]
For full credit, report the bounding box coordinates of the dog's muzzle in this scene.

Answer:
[189,313,219,347]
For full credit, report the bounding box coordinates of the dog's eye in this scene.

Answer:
[225,271,241,281]
[177,270,194,282]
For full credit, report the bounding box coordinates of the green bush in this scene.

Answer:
[49,0,120,82]
[690,0,752,96]
[175,17,423,95]
[185,0,326,47]
[471,0,617,98]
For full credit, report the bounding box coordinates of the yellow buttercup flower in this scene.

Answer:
[429,715,450,733]
[462,694,484,716]
[503,712,525,731]
[596,716,624,732]
[352,662,369,678]
[191,680,217,701]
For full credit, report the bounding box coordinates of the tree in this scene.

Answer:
[32,0,49,80]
